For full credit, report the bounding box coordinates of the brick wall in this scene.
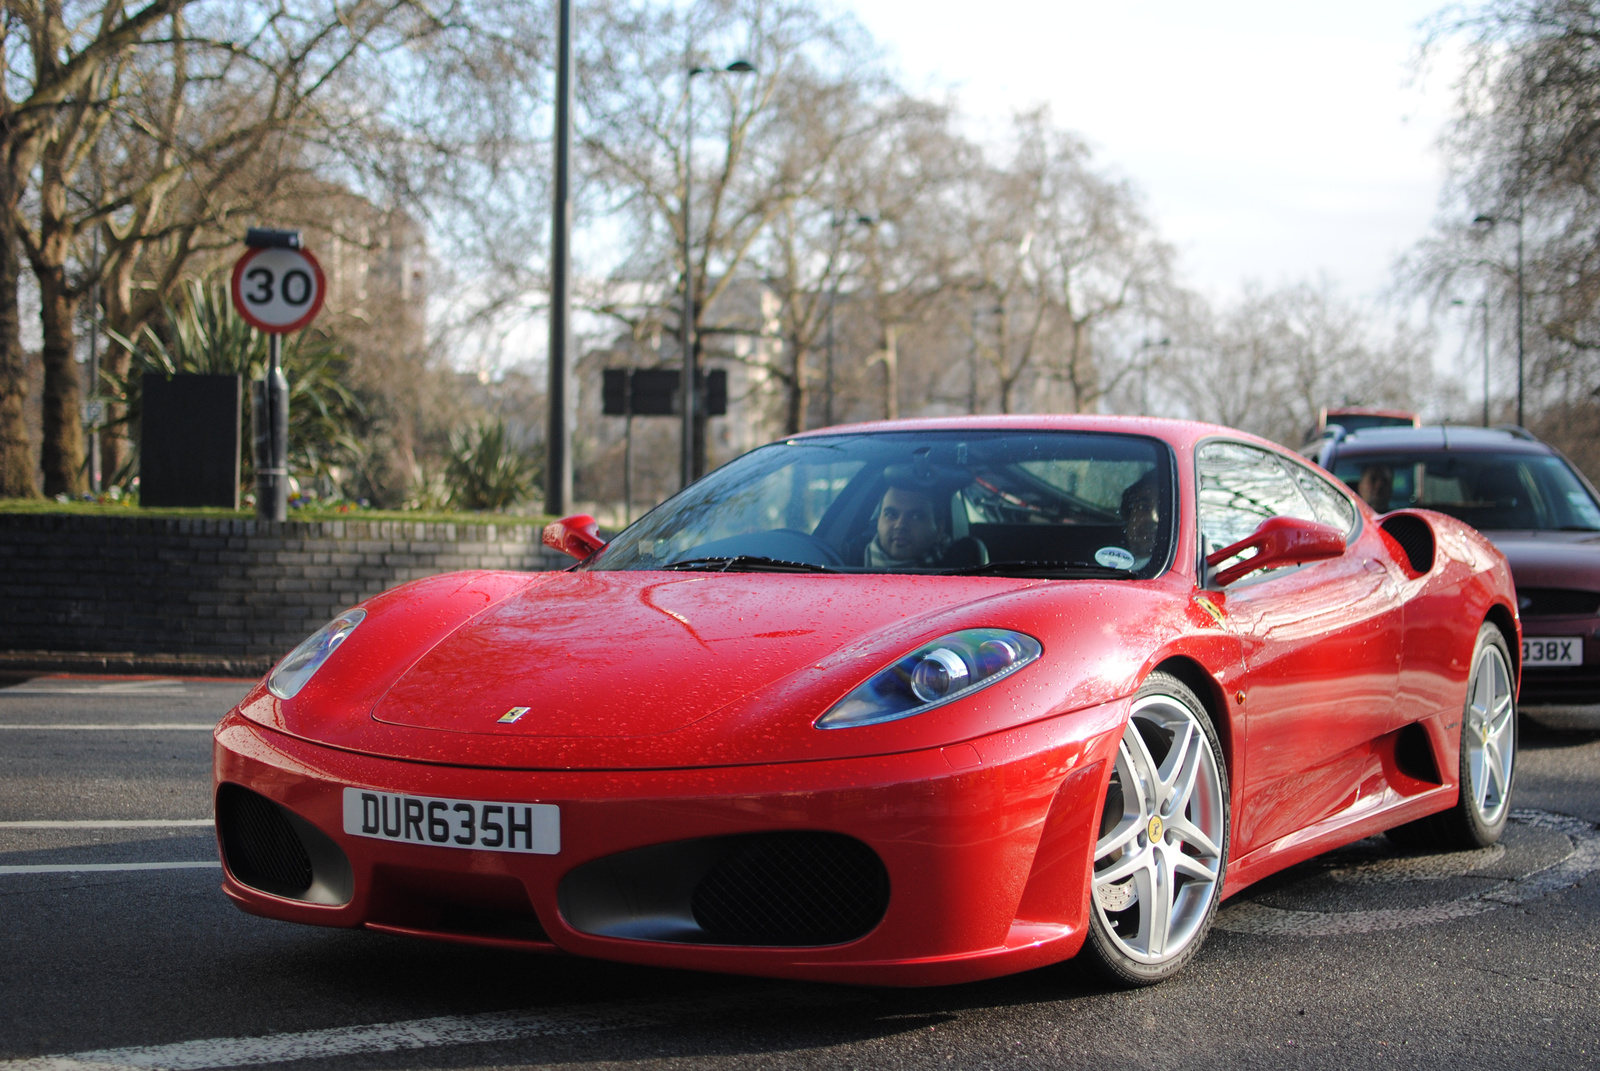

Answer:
[0,514,567,661]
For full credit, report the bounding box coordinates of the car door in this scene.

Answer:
[1197,442,1402,856]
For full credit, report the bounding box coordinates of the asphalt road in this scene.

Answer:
[2,674,1598,1071]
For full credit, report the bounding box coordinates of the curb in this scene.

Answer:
[0,651,271,679]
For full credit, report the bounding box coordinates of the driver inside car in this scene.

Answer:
[865,483,948,567]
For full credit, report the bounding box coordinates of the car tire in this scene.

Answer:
[1386,622,1517,851]
[1080,671,1229,987]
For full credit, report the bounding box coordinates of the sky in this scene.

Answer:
[845,0,1464,305]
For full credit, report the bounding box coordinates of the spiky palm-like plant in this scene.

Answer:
[105,280,366,494]
[445,419,542,511]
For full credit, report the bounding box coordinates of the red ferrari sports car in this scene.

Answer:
[214,416,1520,987]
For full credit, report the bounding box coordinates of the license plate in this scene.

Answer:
[342,788,559,854]
[1523,636,1584,667]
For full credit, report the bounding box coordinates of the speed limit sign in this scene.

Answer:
[230,245,326,333]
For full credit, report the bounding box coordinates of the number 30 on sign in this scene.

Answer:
[230,246,326,334]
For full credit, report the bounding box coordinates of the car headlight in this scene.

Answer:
[815,628,1042,729]
[267,609,366,699]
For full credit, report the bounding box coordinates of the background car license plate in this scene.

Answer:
[1523,636,1584,667]
[342,788,559,854]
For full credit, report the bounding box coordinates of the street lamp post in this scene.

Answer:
[546,0,574,516]
[1474,204,1526,427]
[682,56,755,490]
[1453,296,1493,427]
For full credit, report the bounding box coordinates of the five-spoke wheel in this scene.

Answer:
[1386,621,1517,850]
[1464,629,1515,830]
[1083,671,1228,986]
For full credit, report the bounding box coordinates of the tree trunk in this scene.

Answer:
[97,249,138,483]
[881,324,898,420]
[784,337,810,435]
[36,145,83,497]
[0,185,34,496]
[38,273,82,496]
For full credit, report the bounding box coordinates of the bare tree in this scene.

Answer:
[0,0,191,497]
[1405,1,1600,437]
[576,0,896,461]
[1165,281,1429,446]
[947,109,1171,415]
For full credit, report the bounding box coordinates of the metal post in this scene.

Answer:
[1515,200,1525,429]
[623,370,633,526]
[681,61,698,491]
[968,306,979,415]
[1482,297,1491,428]
[255,334,288,521]
[545,0,574,515]
[825,285,836,427]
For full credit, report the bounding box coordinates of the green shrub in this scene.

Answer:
[445,419,542,511]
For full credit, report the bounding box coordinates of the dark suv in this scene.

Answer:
[1310,425,1600,727]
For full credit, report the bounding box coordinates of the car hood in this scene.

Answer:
[370,569,1008,738]
[1482,529,1600,590]
[241,568,1201,769]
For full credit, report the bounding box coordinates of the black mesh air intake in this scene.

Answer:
[1520,664,1600,703]
[1518,587,1600,618]
[216,783,314,898]
[690,832,889,946]
[1381,513,1435,574]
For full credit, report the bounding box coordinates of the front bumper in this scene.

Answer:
[1520,619,1600,707]
[212,701,1125,986]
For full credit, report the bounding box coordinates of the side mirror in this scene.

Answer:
[542,514,605,560]
[1206,515,1344,587]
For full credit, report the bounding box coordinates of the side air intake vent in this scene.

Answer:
[691,833,890,946]
[1381,512,1435,574]
[216,783,353,905]
[217,783,312,896]
[559,831,890,947]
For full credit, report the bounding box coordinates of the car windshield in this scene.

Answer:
[1331,451,1600,531]
[588,430,1175,577]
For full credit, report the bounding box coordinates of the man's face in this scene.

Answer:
[877,487,940,561]
[1358,466,1393,511]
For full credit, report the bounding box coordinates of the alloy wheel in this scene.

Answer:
[1465,640,1515,828]
[1091,693,1226,965]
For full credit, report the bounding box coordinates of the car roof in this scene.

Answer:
[792,413,1282,455]
[1327,425,1552,458]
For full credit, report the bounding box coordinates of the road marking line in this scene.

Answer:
[0,862,220,875]
[0,991,868,1071]
[0,1010,652,1070]
[0,820,212,829]
[0,724,214,731]
[1216,809,1600,937]
[2,688,189,696]
[1,681,190,696]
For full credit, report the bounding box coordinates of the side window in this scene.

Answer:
[1288,460,1356,535]
[1196,442,1316,555]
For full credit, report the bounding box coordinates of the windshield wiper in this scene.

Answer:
[943,559,1137,579]
[663,555,838,574]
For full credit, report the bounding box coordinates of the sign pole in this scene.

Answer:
[232,227,325,523]
[260,333,289,521]
[623,368,633,526]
